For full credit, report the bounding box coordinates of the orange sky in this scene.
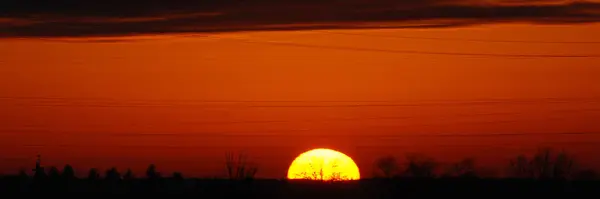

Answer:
[1,23,600,178]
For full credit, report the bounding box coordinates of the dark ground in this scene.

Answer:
[1,176,599,197]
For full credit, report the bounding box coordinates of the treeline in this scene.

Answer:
[1,153,258,192]
[1,148,599,193]
[3,163,187,192]
[373,147,598,180]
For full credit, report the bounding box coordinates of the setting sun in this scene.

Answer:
[287,148,360,181]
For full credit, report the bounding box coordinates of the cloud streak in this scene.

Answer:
[1,0,600,38]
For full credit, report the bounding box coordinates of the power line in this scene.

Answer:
[3,108,598,127]
[0,116,594,137]
[3,96,599,103]
[2,97,600,108]
[3,96,600,104]
[315,31,600,45]
[0,112,519,127]
[3,137,598,150]
[206,35,600,58]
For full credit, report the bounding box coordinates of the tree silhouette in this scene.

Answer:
[18,168,29,179]
[104,167,122,192]
[573,169,598,181]
[509,148,576,179]
[146,164,160,179]
[444,158,478,178]
[172,172,183,180]
[32,155,46,181]
[226,152,258,180]
[0,149,598,193]
[48,166,61,180]
[62,164,75,180]
[88,168,100,180]
[123,169,135,180]
[17,168,29,191]
[105,167,121,181]
[375,155,399,178]
[403,154,438,178]
[509,155,532,178]
[145,164,162,192]
[552,150,576,179]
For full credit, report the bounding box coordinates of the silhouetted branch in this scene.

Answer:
[444,158,478,178]
[226,152,258,180]
[509,148,578,179]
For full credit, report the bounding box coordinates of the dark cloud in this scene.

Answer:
[1,0,599,38]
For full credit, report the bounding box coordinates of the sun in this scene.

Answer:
[287,148,360,181]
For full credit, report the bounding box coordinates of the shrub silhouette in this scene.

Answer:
[293,158,348,181]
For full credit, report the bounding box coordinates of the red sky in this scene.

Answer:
[1,22,600,178]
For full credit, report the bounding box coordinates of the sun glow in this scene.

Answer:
[287,148,360,181]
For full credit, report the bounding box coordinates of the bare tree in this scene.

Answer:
[553,150,576,179]
[508,148,577,179]
[509,154,532,178]
[531,148,554,178]
[375,155,399,178]
[226,152,258,180]
[444,158,477,178]
[403,154,438,178]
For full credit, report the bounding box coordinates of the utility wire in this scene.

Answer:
[2,97,600,108]
[0,116,593,137]
[8,96,597,103]
[2,108,598,127]
[7,139,597,150]
[2,96,599,104]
